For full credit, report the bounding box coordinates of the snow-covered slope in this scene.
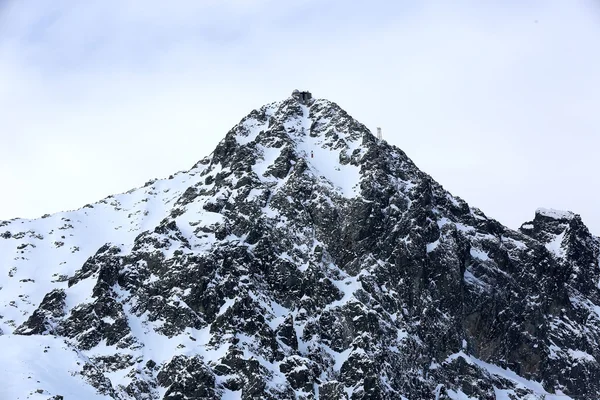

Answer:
[0,169,206,335]
[1,92,599,399]
[0,335,107,400]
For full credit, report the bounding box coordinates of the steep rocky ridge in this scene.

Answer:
[1,93,599,399]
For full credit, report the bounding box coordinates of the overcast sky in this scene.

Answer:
[1,0,599,234]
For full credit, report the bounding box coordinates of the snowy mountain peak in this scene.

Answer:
[2,94,600,399]
[210,95,377,199]
[233,94,372,149]
[290,89,313,104]
[535,207,575,221]
[520,207,580,241]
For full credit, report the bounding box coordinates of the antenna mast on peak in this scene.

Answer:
[376,127,382,140]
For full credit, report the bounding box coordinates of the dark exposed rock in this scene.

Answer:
[157,355,217,400]
[276,315,299,351]
[15,289,66,335]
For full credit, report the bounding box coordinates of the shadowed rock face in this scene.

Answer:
[2,95,600,399]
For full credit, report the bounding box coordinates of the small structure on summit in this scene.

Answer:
[376,127,382,140]
[292,89,312,103]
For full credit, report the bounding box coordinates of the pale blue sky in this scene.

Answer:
[1,0,599,233]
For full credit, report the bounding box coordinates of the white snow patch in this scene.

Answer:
[397,329,408,342]
[455,222,475,232]
[252,145,282,181]
[549,344,562,359]
[447,390,478,400]
[470,248,489,261]
[568,349,595,362]
[322,345,352,371]
[493,388,518,400]
[426,240,440,253]
[221,389,243,399]
[463,269,489,290]
[545,231,566,258]
[218,298,236,316]
[326,273,363,311]
[292,105,363,198]
[446,194,462,208]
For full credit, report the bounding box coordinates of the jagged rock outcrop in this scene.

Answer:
[1,92,599,399]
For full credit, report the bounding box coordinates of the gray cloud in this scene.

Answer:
[1,0,599,233]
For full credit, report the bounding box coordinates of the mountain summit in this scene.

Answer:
[1,92,599,399]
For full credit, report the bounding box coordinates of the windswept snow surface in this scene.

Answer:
[0,335,107,400]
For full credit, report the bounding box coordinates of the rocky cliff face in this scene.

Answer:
[1,94,599,399]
